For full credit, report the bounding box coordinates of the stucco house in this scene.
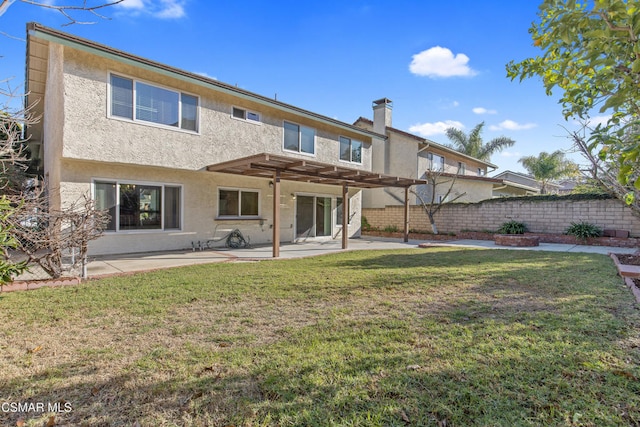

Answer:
[354,99,501,208]
[491,170,561,197]
[25,23,423,257]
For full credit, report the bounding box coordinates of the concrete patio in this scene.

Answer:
[85,237,638,279]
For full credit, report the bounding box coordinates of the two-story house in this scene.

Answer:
[25,23,422,257]
[354,98,501,208]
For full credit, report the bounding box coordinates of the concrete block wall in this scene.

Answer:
[362,198,640,237]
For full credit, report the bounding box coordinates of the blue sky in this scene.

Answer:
[1,0,595,175]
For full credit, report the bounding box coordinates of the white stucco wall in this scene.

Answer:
[58,159,361,255]
[34,38,371,255]
[59,46,372,172]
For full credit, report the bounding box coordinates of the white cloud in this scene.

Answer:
[409,46,477,78]
[499,150,522,158]
[489,120,537,131]
[473,107,497,115]
[117,0,185,18]
[408,120,464,137]
[585,115,611,128]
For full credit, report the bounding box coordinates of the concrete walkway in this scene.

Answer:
[85,237,638,279]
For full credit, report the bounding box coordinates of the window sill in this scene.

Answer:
[215,217,264,221]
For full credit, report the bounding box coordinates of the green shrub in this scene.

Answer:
[361,216,372,231]
[498,220,527,235]
[383,225,400,233]
[565,221,602,239]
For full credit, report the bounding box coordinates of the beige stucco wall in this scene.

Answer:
[35,38,372,255]
[363,197,640,237]
[59,159,361,255]
[58,45,372,172]
[43,43,65,210]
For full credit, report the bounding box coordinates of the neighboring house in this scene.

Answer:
[354,98,499,207]
[25,23,422,256]
[491,170,561,197]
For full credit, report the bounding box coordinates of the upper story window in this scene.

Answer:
[427,152,445,172]
[283,121,315,155]
[478,168,486,176]
[339,136,363,164]
[232,107,261,123]
[109,73,199,132]
[457,162,466,175]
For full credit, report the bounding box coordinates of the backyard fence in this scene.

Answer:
[363,195,640,238]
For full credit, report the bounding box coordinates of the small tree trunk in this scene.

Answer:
[428,213,438,234]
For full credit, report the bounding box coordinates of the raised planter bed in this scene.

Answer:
[610,253,640,303]
[494,234,540,247]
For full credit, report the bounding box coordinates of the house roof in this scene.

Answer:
[353,117,498,169]
[206,153,426,189]
[492,170,561,190]
[25,22,384,142]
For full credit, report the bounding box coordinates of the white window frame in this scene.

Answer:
[217,187,261,219]
[339,136,363,164]
[231,106,261,124]
[457,162,466,175]
[107,71,200,134]
[478,168,486,176]
[428,152,445,172]
[283,120,316,156]
[91,178,184,233]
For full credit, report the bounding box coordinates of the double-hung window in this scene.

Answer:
[427,152,445,172]
[109,74,199,132]
[339,136,362,164]
[457,162,466,175]
[283,121,315,155]
[94,180,182,232]
[218,188,260,218]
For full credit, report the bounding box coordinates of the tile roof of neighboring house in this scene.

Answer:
[26,22,383,141]
[353,117,498,169]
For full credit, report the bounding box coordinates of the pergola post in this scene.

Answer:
[404,186,410,242]
[342,183,349,249]
[272,171,281,258]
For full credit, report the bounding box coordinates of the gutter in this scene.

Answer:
[26,22,384,141]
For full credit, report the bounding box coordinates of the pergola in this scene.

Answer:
[207,153,426,257]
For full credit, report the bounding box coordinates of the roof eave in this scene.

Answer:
[26,22,384,141]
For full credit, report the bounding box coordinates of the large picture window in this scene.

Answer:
[283,121,315,155]
[109,74,199,132]
[218,188,260,218]
[94,180,182,232]
[339,136,362,164]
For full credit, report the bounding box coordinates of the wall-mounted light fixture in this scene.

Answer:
[268,181,273,188]
[291,193,296,200]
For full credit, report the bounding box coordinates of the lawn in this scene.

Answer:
[1,247,639,426]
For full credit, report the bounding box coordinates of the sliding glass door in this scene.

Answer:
[296,195,333,239]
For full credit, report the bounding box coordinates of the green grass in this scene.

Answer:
[1,247,639,426]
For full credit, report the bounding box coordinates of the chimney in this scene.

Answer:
[372,98,392,134]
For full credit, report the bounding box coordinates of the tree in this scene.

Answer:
[445,122,515,162]
[506,0,640,208]
[518,150,579,194]
[0,1,123,25]
[0,196,27,287]
[1,1,122,282]
[411,170,466,234]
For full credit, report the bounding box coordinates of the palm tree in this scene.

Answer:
[445,122,515,162]
[519,150,579,194]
